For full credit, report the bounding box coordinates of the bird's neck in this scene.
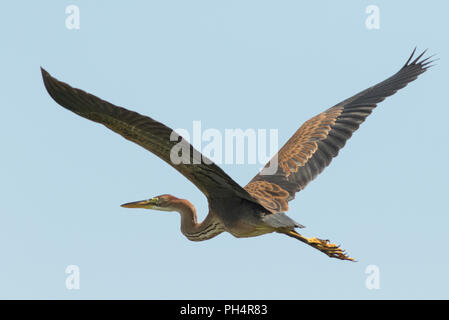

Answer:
[172,199,223,241]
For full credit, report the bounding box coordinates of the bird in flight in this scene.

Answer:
[42,49,433,261]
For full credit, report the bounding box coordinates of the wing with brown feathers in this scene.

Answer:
[41,68,259,204]
[245,49,434,213]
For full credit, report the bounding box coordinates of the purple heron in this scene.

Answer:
[41,49,433,261]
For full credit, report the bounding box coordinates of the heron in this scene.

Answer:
[41,49,433,261]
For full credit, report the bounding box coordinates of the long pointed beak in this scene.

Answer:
[120,199,153,209]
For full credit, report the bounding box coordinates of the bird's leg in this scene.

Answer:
[283,230,355,261]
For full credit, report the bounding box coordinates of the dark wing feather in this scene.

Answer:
[245,49,433,213]
[41,68,259,203]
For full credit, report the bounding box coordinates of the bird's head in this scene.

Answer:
[121,194,179,212]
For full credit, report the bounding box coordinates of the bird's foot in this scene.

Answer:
[307,237,355,262]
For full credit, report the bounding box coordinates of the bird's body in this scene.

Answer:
[42,49,433,261]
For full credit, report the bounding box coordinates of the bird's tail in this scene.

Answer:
[281,230,355,262]
[263,212,305,229]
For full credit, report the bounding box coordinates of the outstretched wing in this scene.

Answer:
[245,49,434,213]
[41,68,259,204]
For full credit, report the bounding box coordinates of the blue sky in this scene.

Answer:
[1,1,448,299]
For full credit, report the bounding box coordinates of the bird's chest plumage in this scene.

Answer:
[211,198,273,238]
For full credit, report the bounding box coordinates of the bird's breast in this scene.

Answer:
[211,199,273,238]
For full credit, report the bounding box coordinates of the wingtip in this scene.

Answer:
[403,47,417,67]
[411,48,427,64]
[403,47,435,69]
[40,66,49,77]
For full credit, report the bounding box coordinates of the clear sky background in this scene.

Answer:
[1,1,448,299]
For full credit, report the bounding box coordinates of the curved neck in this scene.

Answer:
[171,199,223,241]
